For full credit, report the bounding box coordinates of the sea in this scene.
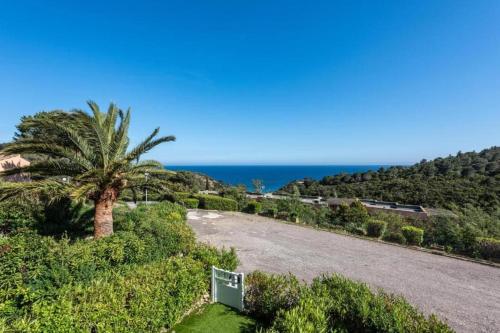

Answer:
[167,165,388,192]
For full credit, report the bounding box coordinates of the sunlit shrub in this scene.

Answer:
[194,194,238,211]
[402,226,424,246]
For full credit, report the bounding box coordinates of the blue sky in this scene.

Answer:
[0,1,499,165]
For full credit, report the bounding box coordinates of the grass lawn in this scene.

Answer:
[172,303,256,333]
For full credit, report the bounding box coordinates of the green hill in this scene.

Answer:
[281,146,500,212]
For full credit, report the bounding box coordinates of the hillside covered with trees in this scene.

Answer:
[281,147,500,212]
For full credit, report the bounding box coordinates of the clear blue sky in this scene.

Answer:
[0,1,499,165]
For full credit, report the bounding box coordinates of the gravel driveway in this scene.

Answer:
[187,210,500,333]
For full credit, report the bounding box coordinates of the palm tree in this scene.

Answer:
[0,101,175,238]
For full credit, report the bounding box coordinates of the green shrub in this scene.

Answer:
[309,274,453,333]
[195,194,238,211]
[190,244,239,277]
[244,200,262,214]
[114,202,196,260]
[180,198,200,209]
[345,223,366,236]
[17,258,206,333]
[174,192,192,200]
[382,232,406,244]
[261,207,278,218]
[476,237,500,261]
[244,271,303,325]
[0,201,40,233]
[270,293,329,333]
[402,226,424,246]
[252,271,452,333]
[276,211,289,220]
[0,200,235,332]
[366,220,387,238]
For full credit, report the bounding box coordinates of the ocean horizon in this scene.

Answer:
[167,165,392,192]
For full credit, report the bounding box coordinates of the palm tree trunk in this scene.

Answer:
[94,188,117,239]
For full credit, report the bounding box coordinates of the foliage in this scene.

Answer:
[382,232,406,244]
[244,200,262,214]
[165,171,222,193]
[366,220,387,238]
[190,244,239,278]
[244,271,303,325]
[0,103,175,238]
[195,194,238,211]
[260,199,278,218]
[402,226,424,246]
[0,201,236,332]
[308,275,453,333]
[113,202,196,260]
[331,201,370,227]
[220,185,250,210]
[345,223,366,236]
[0,200,40,233]
[476,237,500,261]
[269,293,329,333]
[251,272,452,333]
[283,147,500,213]
[10,258,206,333]
[180,198,200,209]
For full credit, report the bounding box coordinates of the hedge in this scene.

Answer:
[383,232,406,244]
[246,272,453,333]
[476,237,500,261]
[402,226,424,246]
[366,220,387,238]
[180,198,200,209]
[13,258,207,333]
[194,194,238,211]
[244,200,262,214]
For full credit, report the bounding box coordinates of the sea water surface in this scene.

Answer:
[167,165,388,192]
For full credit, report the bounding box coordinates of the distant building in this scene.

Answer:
[0,154,30,181]
[327,198,432,219]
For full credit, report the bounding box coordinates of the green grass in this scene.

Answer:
[172,303,256,333]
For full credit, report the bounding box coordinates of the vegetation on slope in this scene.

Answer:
[281,146,500,212]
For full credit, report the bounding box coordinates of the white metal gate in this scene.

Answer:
[211,266,244,311]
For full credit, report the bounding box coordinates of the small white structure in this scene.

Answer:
[211,266,245,311]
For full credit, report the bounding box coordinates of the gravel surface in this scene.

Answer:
[187,210,500,333]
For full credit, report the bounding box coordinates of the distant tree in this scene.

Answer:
[0,102,175,238]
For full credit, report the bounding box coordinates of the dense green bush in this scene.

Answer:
[252,272,452,333]
[11,258,206,333]
[402,226,424,246]
[244,200,262,214]
[476,237,500,261]
[195,194,238,211]
[269,293,329,333]
[383,232,406,244]
[345,223,366,236]
[0,200,40,233]
[114,202,195,260]
[244,271,303,325]
[260,199,278,217]
[180,198,200,209]
[331,201,370,227]
[0,200,237,332]
[309,275,453,333]
[190,244,239,278]
[366,220,387,238]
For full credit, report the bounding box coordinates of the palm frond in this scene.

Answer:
[0,180,68,203]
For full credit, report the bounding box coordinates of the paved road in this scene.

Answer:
[187,210,500,333]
